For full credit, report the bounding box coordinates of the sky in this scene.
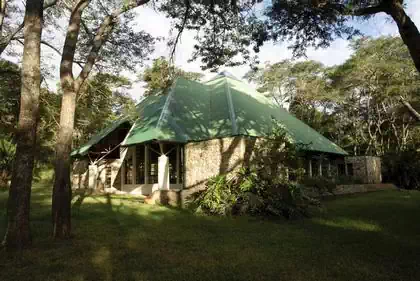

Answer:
[125,0,420,100]
[3,1,420,101]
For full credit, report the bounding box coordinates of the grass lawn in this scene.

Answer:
[1,183,420,281]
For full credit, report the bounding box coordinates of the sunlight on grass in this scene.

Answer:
[313,217,383,232]
[2,188,420,281]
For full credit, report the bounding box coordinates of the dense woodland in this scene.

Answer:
[1,0,420,250]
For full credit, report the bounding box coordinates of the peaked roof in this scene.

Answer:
[72,73,347,156]
[71,117,129,157]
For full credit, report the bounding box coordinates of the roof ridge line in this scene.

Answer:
[156,79,178,130]
[224,77,238,135]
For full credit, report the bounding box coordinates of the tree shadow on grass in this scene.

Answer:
[1,189,420,281]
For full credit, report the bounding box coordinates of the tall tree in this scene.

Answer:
[74,73,134,147]
[162,0,419,79]
[140,57,204,96]
[264,0,420,72]
[52,0,154,239]
[329,36,420,155]
[2,0,44,250]
[0,0,56,55]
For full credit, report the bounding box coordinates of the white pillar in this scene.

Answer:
[308,159,312,177]
[132,146,137,185]
[158,154,169,190]
[319,158,322,177]
[144,144,149,184]
[88,164,98,189]
[328,160,331,177]
[176,145,180,184]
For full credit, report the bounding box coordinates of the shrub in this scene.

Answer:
[0,137,16,187]
[382,149,420,189]
[301,176,336,195]
[192,119,320,219]
[194,175,238,215]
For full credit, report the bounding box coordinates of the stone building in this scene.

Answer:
[71,72,381,195]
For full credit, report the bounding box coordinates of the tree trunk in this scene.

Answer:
[387,1,420,73]
[52,88,77,239]
[0,0,6,32]
[1,0,43,250]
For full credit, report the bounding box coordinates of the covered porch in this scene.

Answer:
[121,141,184,195]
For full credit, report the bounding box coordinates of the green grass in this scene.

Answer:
[1,184,420,281]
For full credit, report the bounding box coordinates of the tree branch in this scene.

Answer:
[353,4,387,16]
[169,0,190,64]
[0,0,57,55]
[74,0,151,90]
[60,0,91,88]
[0,0,6,32]
[14,38,84,69]
[400,95,420,122]
[43,0,57,9]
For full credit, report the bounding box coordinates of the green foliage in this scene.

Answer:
[247,37,420,189]
[0,59,21,137]
[194,175,238,216]
[73,73,135,148]
[193,120,318,219]
[2,184,420,281]
[382,148,420,190]
[301,176,337,195]
[0,137,16,186]
[140,57,204,96]
[244,60,338,139]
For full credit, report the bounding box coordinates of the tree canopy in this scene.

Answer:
[140,57,204,96]
[247,36,420,187]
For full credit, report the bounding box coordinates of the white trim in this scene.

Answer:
[176,145,180,185]
[121,120,138,146]
[157,79,178,130]
[133,146,137,184]
[122,183,183,195]
[144,144,149,184]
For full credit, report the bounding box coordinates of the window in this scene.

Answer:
[124,152,133,184]
[346,163,354,176]
[338,163,346,176]
[148,143,160,184]
[136,145,145,184]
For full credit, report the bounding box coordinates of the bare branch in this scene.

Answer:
[400,95,420,122]
[169,0,190,64]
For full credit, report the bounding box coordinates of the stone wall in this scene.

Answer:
[345,156,382,184]
[184,136,250,190]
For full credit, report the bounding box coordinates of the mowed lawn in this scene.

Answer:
[1,183,420,281]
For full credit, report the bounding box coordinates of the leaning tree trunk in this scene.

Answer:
[2,0,44,250]
[52,88,77,239]
[387,0,420,74]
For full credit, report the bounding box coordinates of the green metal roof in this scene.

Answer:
[72,73,347,156]
[70,117,129,157]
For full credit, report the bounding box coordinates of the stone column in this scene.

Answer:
[158,154,169,190]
